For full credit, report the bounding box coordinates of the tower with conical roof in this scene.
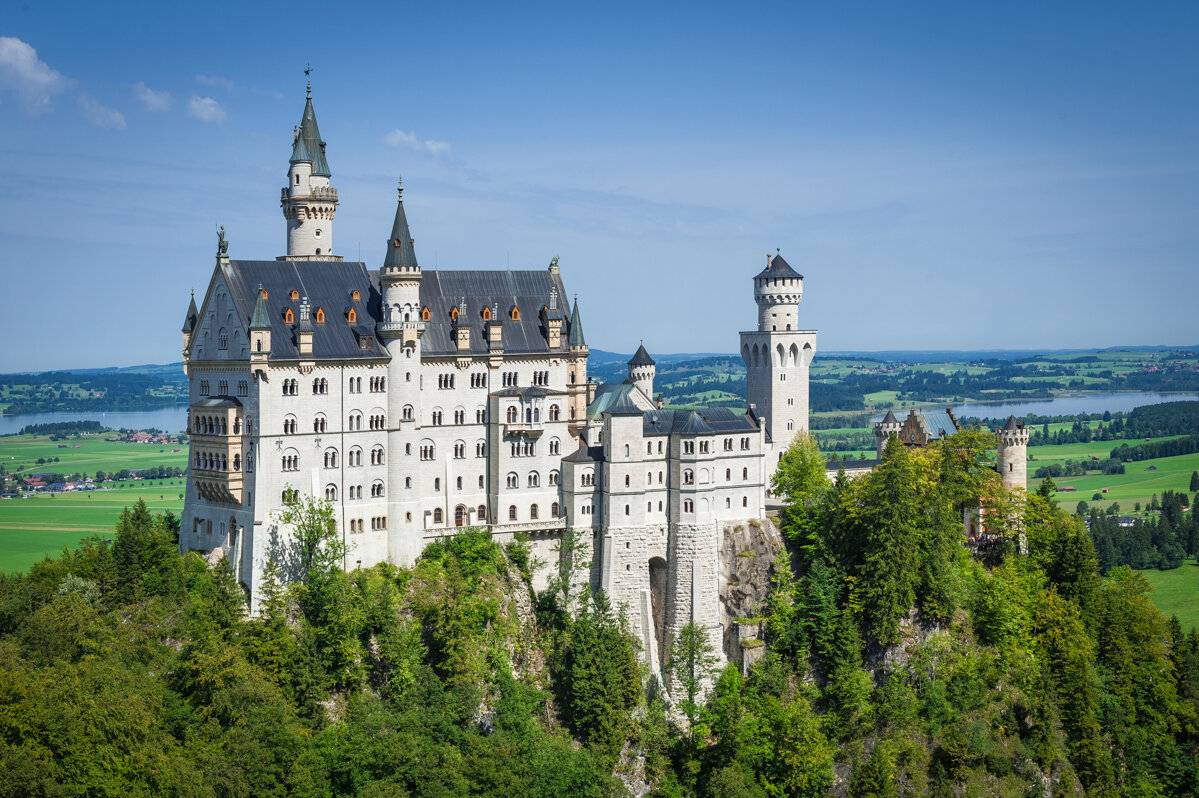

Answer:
[627,342,656,402]
[739,252,817,460]
[567,295,591,436]
[281,78,339,260]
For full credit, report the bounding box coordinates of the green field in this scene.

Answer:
[0,433,187,478]
[0,432,188,573]
[0,484,185,573]
[1027,438,1198,511]
[1138,563,1199,633]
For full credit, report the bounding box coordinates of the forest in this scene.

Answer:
[1,431,1198,796]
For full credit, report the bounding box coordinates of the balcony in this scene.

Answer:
[503,421,544,438]
[192,468,243,505]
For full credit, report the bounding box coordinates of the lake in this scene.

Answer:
[953,392,1199,421]
[0,407,189,436]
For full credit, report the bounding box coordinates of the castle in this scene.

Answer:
[178,85,816,673]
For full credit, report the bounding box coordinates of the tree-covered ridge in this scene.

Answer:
[2,432,1199,796]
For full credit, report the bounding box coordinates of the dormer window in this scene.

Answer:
[351,289,360,300]
[260,289,268,299]
[347,308,357,323]
[421,306,431,322]
[481,306,492,321]
[290,290,300,300]
[315,308,325,324]
[284,308,294,324]
[450,306,459,322]
[510,305,520,321]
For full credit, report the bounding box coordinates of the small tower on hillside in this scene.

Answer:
[281,79,339,260]
[248,285,271,376]
[996,416,1030,490]
[566,296,591,437]
[873,409,902,457]
[628,343,656,402]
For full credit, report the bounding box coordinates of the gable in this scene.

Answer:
[189,267,250,362]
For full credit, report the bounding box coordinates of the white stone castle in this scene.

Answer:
[179,85,816,671]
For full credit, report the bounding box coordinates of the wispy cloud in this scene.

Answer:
[187,95,226,123]
[195,73,283,99]
[133,81,172,112]
[77,94,125,129]
[384,129,451,155]
[0,36,69,114]
[195,74,237,93]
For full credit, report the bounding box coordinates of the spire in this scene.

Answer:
[629,341,655,367]
[289,81,330,176]
[568,294,586,347]
[383,178,419,270]
[249,284,271,330]
[181,290,198,333]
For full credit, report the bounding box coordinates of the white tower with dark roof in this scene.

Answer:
[281,80,339,260]
[739,253,817,460]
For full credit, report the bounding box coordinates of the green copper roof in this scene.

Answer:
[289,92,331,176]
[568,296,586,347]
[382,183,418,270]
[249,287,271,330]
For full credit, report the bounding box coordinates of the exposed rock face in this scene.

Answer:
[718,517,785,670]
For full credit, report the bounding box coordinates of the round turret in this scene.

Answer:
[628,343,656,401]
[754,253,804,331]
[996,416,1030,490]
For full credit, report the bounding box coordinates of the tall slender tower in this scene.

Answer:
[281,79,339,260]
[739,253,817,459]
[376,180,425,563]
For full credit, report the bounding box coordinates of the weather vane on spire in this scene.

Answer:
[305,64,312,98]
[397,176,403,200]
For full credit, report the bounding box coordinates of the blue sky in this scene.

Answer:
[1,1,1197,372]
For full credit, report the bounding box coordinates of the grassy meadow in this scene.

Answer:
[0,432,188,572]
[1138,562,1199,633]
[1026,438,1198,512]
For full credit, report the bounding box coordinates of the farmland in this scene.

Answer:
[1138,562,1199,632]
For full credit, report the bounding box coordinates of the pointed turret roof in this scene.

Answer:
[249,285,271,330]
[181,292,198,333]
[754,253,803,281]
[629,342,655,367]
[881,410,898,424]
[568,296,586,347]
[383,181,418,270]
[289,83,331,176]
[1003,415,1021,430]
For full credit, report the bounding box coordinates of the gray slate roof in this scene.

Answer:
[754,253,803,281]
[643,407,759,436]
[1003,415,1022,430]
[563,444,604,463]
[222,260,385,360]
[629,343,655,367]
[416,269,573,356]
[182,293,199,333]
[382,193,418,270]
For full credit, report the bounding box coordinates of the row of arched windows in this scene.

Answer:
[282,379,299,395]
[194,452,241,471]
[504,471,559,489]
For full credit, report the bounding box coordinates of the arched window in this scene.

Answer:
[549,470,559,486]
[372,481,385,498]
[481,306,492,321]
[402,405,414,421]
[284,307,294,324]
[506,472,518,489]
[508,505,518,521]
[477,505,487,521]
[405,477,412,489]
[742,467,748,480]
[624,444,630,457]
[315,307,325,324]
[530,504,539,520]
[325,484,338,501]
[743,496,748,507]
[433,508,443,525]
[684,469,694,484]
[528,472,540,488]
[506,406,518,423]
[351,289,360,300]
[726,469,731,481]
[347,308,357,323]
[549,404,560,421]
[549,438,560,456]
[551,502,559,517]
[421,306,431,322]
[510,305,520,321]
[625,474,630,487]
[290,289,300,300]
